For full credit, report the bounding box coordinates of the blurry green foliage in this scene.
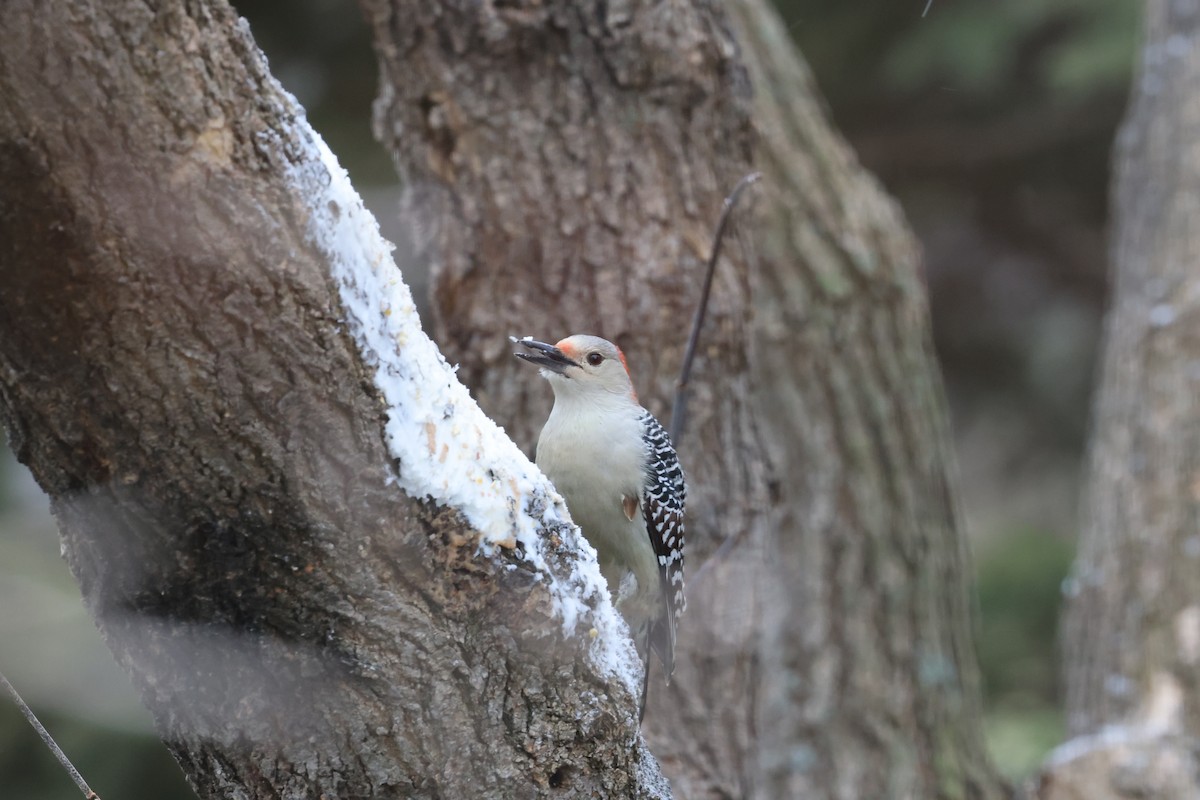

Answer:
[0,703,191,799]
[1044,2,1141,94]
[236,0,392,186]
[984,706,1064,781]
[975,527,1074,704]
[779,0,1137,125]
[884,0,1139,96]
[973,529,1074,778]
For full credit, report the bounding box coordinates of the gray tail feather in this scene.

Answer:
[648,613,675,685]
[640,607,676,721]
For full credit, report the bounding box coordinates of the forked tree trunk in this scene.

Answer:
[362,0,1006,797]
[1040,2,1200,797]
[0,1,667,797]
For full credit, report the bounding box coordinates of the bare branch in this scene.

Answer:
[669,171,762,446]
[0,670,100,800]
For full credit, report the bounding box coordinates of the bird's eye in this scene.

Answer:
[586,352,604,366]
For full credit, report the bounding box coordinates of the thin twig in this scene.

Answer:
[687,223,760,586]
[0,669,101,800]
[669,171,762,445]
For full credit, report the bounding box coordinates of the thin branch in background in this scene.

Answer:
[669,171,761,446]
[922,0,934,18]
[0,669,101,800]
[688,220,760,589]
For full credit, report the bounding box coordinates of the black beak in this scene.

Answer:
[511,336,579,374]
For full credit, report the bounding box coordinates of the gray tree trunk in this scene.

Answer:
[362,0,1007,797]
[1040,2,1200,798]
[0,1,666,797]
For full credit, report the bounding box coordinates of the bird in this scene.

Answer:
[513,334,685,715]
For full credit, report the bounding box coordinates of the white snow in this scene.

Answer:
[1044,725,1138,768]
[274,104,642,698]
[1048,671,1187,769]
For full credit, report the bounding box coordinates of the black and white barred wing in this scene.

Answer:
[638,409,686,679]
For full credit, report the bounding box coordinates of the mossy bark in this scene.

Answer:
[1042,2,1200,797]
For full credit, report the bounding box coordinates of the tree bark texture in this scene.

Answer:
[1043,2,1200,797]
[728,3,1005,798]
[362,0,1006,797]
[0,2,665,798]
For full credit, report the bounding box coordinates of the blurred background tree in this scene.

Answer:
[0,0,1137,794]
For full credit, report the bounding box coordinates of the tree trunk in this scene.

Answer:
[1041,2,1200,797]
[0,1,667,797]
[730,3,1005,798]
[362,0,1006,797]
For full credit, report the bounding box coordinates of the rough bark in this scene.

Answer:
[729,3,1006,798]
[1040,2,1200,797]
[0,2,665,798]
[362,0,1006,797]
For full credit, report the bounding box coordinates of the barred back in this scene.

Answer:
[638,408,686,677]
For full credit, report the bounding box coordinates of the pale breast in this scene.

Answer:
[535,401,660,621]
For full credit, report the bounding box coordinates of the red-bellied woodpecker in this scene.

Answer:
[513,334,686,695]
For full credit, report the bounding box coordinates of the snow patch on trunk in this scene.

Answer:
[276,110,641,698]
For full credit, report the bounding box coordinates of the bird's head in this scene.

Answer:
[512,334,637,402]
